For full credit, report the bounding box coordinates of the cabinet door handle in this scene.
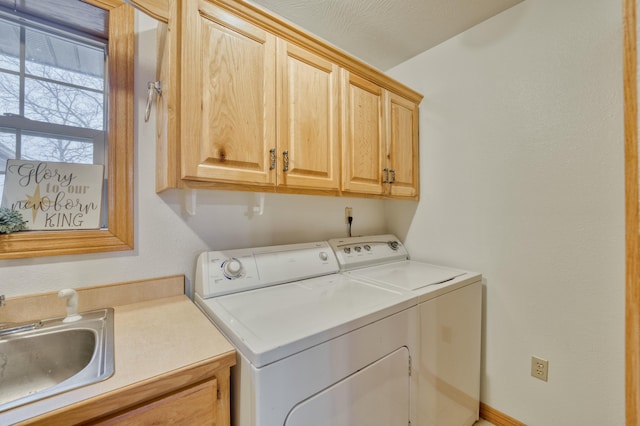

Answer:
[390,169,396,184]
[383,168,389,183]
[269,148,276,170]
[283,151,289,172]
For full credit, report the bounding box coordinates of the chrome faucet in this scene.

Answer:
[0,294,43,335]
[0,321,42,337]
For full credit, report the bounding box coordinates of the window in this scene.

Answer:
[0,14,108,225]
[0,0,133,259]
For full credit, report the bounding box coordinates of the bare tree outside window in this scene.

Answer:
[0,14,107,199]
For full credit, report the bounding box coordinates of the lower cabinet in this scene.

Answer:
[92,379,219,425]
[22,354,234,426]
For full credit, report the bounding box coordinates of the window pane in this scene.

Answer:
[21,133,93,164]
[0,129,17,172]
[26,62,104,92]
[0,71,20,115]
[24,77,104,130]
[0,129,15,200]
[0,12,110,234]
[25,27,104,90]
[0,18,20,72]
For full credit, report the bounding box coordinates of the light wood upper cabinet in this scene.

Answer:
[342,71,419,198]
[386,91,419,198]
[153,0,422,199]
[342,71,386,195]
[277,40,340,191]
[181,0,277,187]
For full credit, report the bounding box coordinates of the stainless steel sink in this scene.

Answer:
[0,308,114,412]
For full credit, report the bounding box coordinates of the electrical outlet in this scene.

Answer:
[345,207,353,224]
[531,356,549,382]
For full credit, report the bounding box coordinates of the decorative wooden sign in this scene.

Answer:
[1,160,104,230]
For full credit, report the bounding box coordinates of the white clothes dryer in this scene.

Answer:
[329,235,483,426]
[194,240,418,426]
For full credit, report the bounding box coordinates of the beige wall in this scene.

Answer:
[386,0,624,424]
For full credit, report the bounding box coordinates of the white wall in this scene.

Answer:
[387,0,624,424]
[0,13,386,298]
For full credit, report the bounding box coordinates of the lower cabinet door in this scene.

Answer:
[285,347,410,426]
[93,379,218,425]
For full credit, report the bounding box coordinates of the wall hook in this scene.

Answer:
[145,81,162,122]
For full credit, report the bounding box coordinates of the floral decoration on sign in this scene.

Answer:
[0,207,27,234]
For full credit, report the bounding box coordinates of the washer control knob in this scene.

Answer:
[222,258,242,278]
[388,241,400,251]
[319,251,329,261]
[344,247,351,254]
[354,246,362,252]
[363,244,371,251]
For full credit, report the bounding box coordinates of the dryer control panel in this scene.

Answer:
[196,241,339,298]
[329,234,409,271]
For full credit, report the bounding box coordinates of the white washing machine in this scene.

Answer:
[194,240,418,426]
[329,235,483,426]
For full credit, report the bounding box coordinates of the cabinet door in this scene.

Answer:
[156,16,177,191]
[180,0,276,186]
[276,40,340,191]
[342,71,386,195]
[386,92,419,198]
[93,379,218,425]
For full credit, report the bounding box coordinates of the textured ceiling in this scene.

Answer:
[248,0,522,71]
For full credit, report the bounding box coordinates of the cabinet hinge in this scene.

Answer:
[408,355,412,377]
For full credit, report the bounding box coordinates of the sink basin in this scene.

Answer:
[0,308,114,412]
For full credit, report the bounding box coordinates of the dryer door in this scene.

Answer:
[285,347,410,426]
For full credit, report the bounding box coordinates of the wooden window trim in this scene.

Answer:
[0,1,134,259]
[624,0,640,423]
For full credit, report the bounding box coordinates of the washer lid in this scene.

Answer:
[347,260,466,291]
[197,273,411,367]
